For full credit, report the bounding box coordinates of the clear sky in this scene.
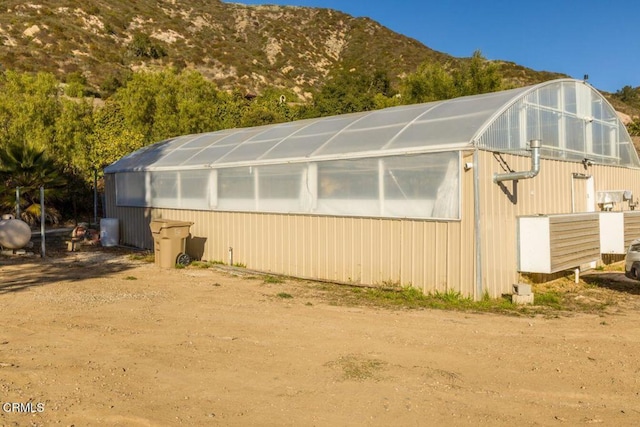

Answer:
[231,0,640,93]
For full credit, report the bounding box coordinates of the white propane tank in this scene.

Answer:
[0,217,32,249]
[100,218,119,247]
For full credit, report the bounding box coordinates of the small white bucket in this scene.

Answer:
[100,218,119,247]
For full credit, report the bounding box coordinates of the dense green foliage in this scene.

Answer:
[311,67,399,116]
[401,51,502,103]
[614,85,640,108]
[613,86,640,136]
[0,142,66,224]
[0,53,636,223]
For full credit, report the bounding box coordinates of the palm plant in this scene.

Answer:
[0,142,66,224]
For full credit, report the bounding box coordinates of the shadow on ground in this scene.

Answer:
[581,271,640,296]
[0,235,146,295]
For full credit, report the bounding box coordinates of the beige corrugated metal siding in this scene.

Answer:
[624,212,640,248]
[104,170,478,295]
[548,214,600,272]
[478,150,640,296]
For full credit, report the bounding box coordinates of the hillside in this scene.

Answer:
[0,0,568,100]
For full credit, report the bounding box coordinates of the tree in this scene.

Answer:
[615,85,640,111]
[238,87,299,127]
[616,86,638,105]
[401,61,456,104]
[0,71,61,150]
[0,142,66,224]
[454,50,502,96]
[312,68,396,116]
[400,50,502,104]
[110,69,244,144]
[54,98,94,176]
[128,33,167,59]
[84,102,146,173]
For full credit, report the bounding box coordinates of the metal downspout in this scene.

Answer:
[493,140,542,183]
[473,149,483,300]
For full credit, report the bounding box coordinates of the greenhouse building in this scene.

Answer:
[104,78,640,298]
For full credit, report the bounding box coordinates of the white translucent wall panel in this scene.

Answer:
[316,158,380,216]
[257,163,311,212]
[537,85,559,108]
[477,80,640,168]
[563,84,577,114]
[565,116,585,153]
[148,170,214,209]
[115,153,461,220]
[179,170,213,210]
[619,122,638,166]
[383,152,459,218]
[150,171,178,207]
[115,172,146,207]
[217,167,255,211]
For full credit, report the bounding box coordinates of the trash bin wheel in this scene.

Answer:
[176,252,191,267]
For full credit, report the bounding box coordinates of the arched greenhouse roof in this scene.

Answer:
[104,78,640,173]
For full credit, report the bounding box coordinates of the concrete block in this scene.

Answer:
[513,283,532,296]
[512,293,534,305]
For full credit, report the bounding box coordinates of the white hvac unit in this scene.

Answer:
[596,190,632,211]
[599,212,625,254]
[518,213,600,274]
[598,211,640,255]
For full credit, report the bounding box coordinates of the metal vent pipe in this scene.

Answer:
[493,139,541,183]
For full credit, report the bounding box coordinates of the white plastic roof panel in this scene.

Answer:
[260,133,333,160]
[108,139,177,172]
[182,133,231,149]
[198,145,239,164]
[244,120,311,142]
[152,147,203,167]
[474,80,640,168]
[104,79,639,173]
[316,124,406,156]
[214,140,281,164]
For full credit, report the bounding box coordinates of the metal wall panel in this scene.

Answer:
[624,211,640,248]
[105,173,476,295]
[478,150,640,296]
[549,214,600,272]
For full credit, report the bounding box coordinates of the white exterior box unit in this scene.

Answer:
[600,212,625,254]
[518,213,600,274]
[599,211,640,254]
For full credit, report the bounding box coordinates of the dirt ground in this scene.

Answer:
[1,242,640,426]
